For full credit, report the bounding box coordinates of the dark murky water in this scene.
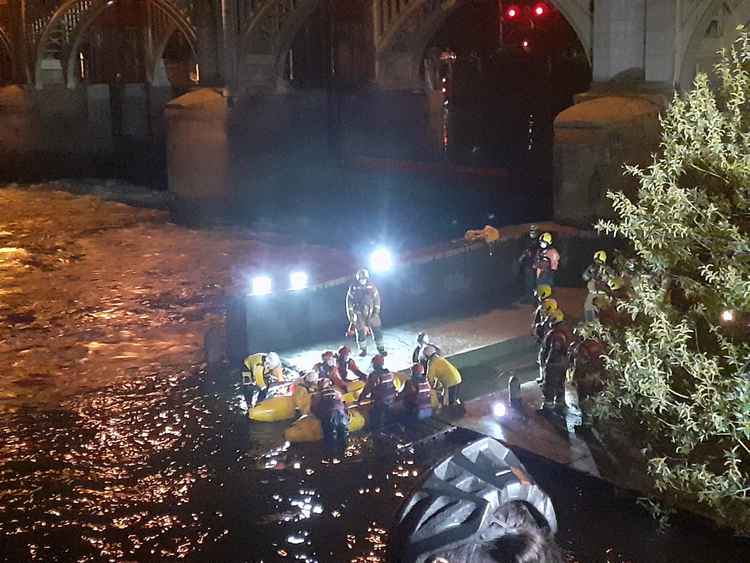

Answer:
[1,185,749,562]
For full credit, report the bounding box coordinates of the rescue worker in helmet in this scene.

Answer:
[346,268,386,357]
[534,298,558,384]
[336,346,368,382]
[310,378,349,452]
[423,345,463,407]
[538,309,574,415]
[242,351,284,404]
[534,232,560,289]
[531,285,553,341]
[399,363,433,424]
[412,332,442,369]
[567,337,606,429]
[358,354,396,430]
[516,224,541,302]
[313,351,348,392]
[582,250,614,322]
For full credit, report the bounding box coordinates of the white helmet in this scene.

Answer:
[355,269,369,285]
[304,370,319,386]
[417,332,430,346]
[264,352,281,371]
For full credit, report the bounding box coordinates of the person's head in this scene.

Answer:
[371,354,386,370]
[338,346,351,361]
[528,224,539,240]
[534,285,552,302]
[422,344,439,360]
[417,332,430,346]
[593,250,607,264]
[549,309,565,326]
[542,298,558,317]
[538,232,553,250]
[355,268,369,285]
[322,351,335,368]
[264,352,281,371]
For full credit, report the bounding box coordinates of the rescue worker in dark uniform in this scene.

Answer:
[517,224,540,302]
[310,378,349,452]
[336,346,368,381]
[358,354,396,430]
[538,309,573,414]
[400,363,433,424]
[568,337,606,428]
[532,294,557,343]
[412,332,442,370]
[346,269,386,357]
[534,232,560,289]
[313,351,348,392]
[582,250,615,322]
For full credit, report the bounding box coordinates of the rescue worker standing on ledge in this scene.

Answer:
[336,346,368,381]
[534,232,560,289]
[311,378,349,452]
[582,250,614,322]
[242,351,284,404]
[538,309,573,415]
[346,269,386,357]
[423,346,463,407]
[568,337,606,428]
[400,363,433,424]
[412,332,442,369]
[531,285,553,342]
[358,354,396,430]
[517,224,540,303]
[314,351,348,392]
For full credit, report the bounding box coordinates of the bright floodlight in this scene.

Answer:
[492,402,507,418]
[251,275,272,295]
[721,309,735,323]
[370,247,394,273]
[290,271,309,291]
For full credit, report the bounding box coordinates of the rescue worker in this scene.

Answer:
[534,232,560,289]
[310,378,349,451]
[346,269,386,357]
[582,250,614,322]
[538,309,573,415]
[242,351,284,404]
[313,351,348,392]
[517,224,541,302]
[412,332,442,368]
[423,346,463,407]
[567,338,606,428]
[336,346,368,381]
[400,363,433,424]
[533,296,557,343]
[358,354,396,430]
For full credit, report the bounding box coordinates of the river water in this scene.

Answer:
[1,184,749,562]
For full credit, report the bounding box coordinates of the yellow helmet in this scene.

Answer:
[542,298,558,315]
[609,276,623,291]
[535,284,552,300]
[549,308,565,324]
[594,250,607,263]
[539,232,553,245]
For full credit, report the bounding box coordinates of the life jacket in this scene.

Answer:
[372,369,396,405]
[348,282,378,314]
[413,378,432,410]
[244,353,267,389]
[535,248,560,275]
[315,386,345,418]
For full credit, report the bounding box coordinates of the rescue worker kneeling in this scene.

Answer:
[310,378,349,451]
[358,355,396,431]
[397,363,433,425]
[423,346,462,407]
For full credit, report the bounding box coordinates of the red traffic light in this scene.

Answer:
[532,2,547,17]
[505,4,520,19]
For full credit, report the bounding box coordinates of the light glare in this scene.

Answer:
[290,271,309,291]
[252,275,272,295]
[370,247,394,273]
[721,309,735,323]
[492,402,507,417]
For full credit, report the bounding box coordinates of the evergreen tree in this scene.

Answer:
[588,31,750,532]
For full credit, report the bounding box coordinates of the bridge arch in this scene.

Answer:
[374,0,592,90]
[33,0,197,89]
[677,0,750,91]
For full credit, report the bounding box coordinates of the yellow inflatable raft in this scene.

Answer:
[249,380,368,423]
[284,407,367,443]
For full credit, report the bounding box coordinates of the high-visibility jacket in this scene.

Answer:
[346,282,381,322]
[243,353,283,389]
[426,355,462,389]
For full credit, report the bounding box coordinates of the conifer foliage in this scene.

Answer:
[589,32,750,532]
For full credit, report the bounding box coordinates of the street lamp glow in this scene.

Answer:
[492,402,507,417]
[721,309,735,323]
[251,275,272,295]
[370,247,394,273]
[289,271,309,291]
